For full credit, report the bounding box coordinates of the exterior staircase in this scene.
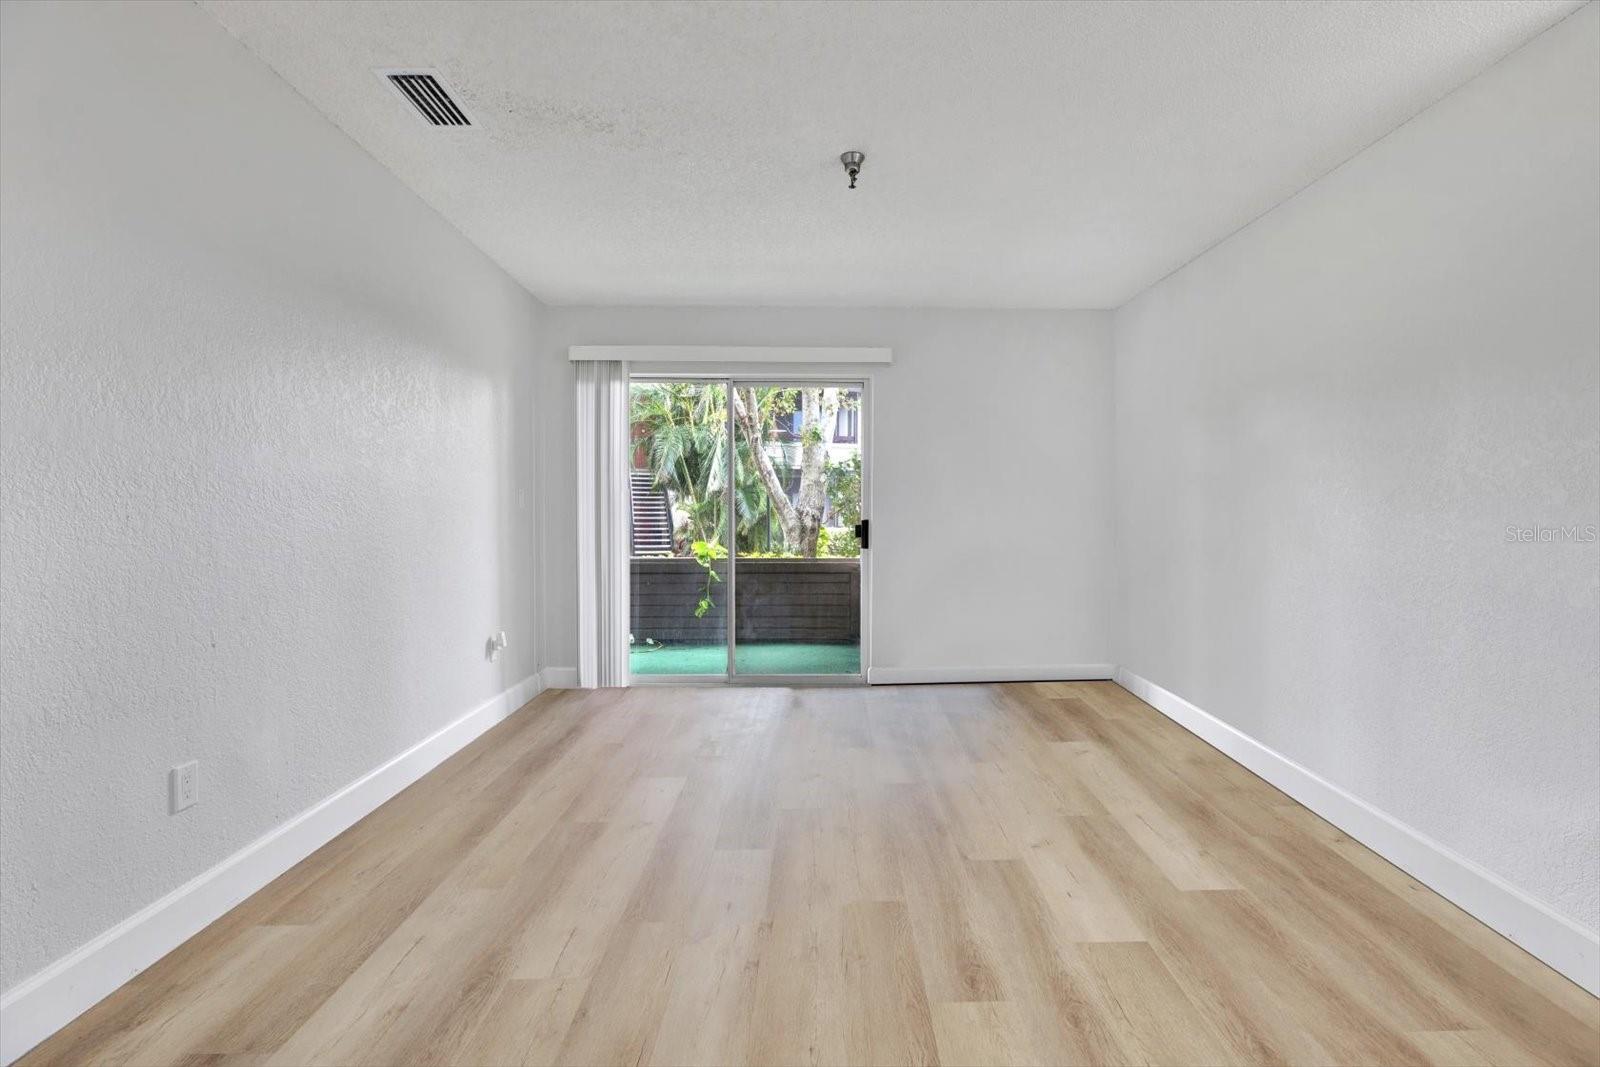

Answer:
[630,470,674,556]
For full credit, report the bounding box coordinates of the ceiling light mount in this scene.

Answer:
[840,151,865,189]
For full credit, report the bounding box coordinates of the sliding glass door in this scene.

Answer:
[731,383,863,678]
[626,380,731,678]
[627,377,866,682]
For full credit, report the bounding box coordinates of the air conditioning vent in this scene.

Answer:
[381,70,471,127]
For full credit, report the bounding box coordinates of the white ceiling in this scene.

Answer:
[200,0,1583,309]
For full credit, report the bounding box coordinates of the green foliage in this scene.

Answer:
[821,526,860,557]
[691,539,728,561]
[717,532,858,560]
[691,539,725,617]
[825,452,861,529]
[629,382,798,552]
[634,383,739,548]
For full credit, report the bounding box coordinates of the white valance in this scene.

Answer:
[569,345,891,364]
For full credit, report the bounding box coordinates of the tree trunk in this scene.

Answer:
[732,386,838,556]
[791,388,838,556]
[732,387,799,544]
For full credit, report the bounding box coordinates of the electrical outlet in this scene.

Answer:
[170,761,198,814]
[487,631,509,662]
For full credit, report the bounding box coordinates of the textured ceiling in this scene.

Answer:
[199,0,1583,308]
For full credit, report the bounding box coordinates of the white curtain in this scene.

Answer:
[575,360,631,687]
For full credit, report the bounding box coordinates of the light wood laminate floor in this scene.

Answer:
[23,682,1600,1066]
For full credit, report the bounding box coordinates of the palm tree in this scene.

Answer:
[629,382,730,548]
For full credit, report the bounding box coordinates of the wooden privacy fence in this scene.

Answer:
[630,557,860,644]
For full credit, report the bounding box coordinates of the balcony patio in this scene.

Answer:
[629,556,861,676]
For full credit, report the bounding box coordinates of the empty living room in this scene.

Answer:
[2,1,1597,1064]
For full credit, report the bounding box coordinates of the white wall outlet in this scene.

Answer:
[170,761,198,814]
[486,631,508,662]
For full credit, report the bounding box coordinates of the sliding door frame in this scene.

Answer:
[726,376,870,687]
[627,372,872,687]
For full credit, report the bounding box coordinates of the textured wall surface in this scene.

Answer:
[536,307,1116,676]
[1113,4,1599,932]
[0,1,543,990]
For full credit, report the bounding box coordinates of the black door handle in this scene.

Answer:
[853,519,869,549]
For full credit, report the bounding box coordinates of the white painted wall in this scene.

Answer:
[1113,0,1599,942]
[4,0,1592,1039]
[0,0,543,993]
[536,307,1116,679]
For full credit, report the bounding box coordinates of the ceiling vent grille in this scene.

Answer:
[381,70,471,127]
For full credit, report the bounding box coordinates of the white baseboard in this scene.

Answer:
[0,672,546,1066]
[1113,668,1600,996]
[540,666,579,689]
[869,664,1115,685]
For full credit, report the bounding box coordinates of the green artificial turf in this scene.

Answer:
[631,641,860,677]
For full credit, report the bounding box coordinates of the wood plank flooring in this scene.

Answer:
[22,682,1600,1066]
